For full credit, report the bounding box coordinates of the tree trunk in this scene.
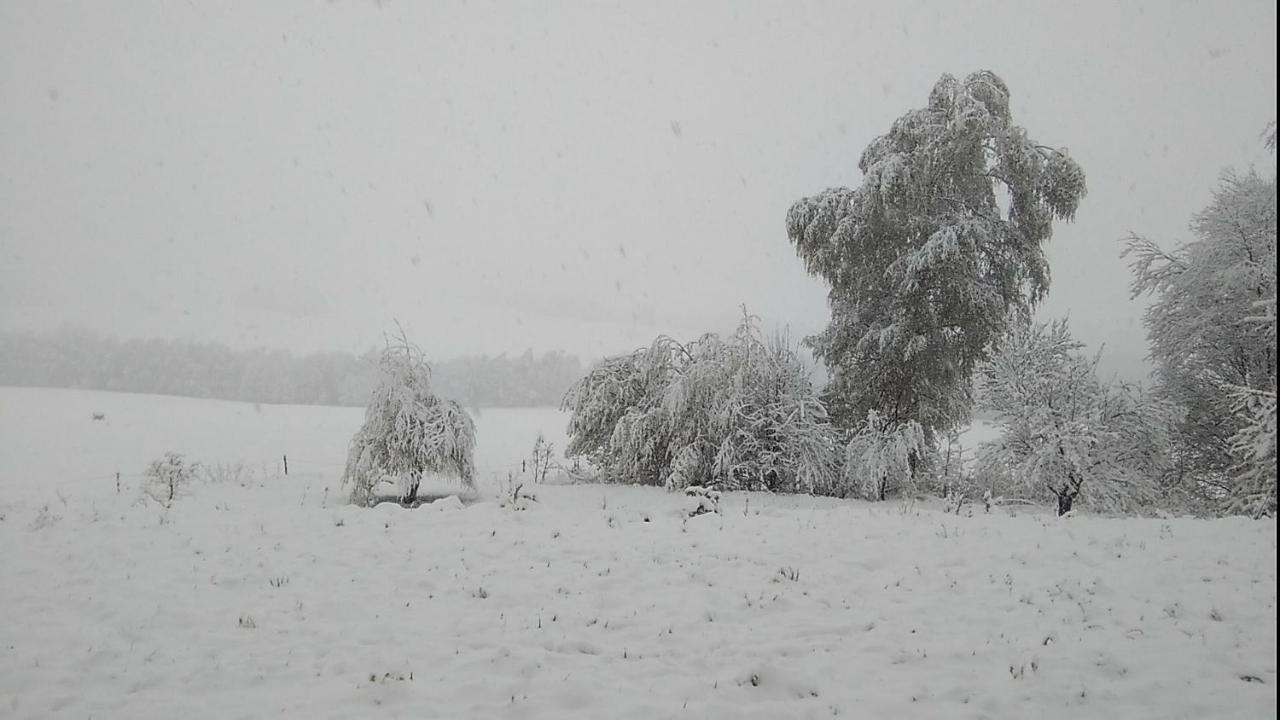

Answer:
[940,442,953,498]
[1056,490,1075,516]
[1052,455,1081,515]
[402,471,421,506]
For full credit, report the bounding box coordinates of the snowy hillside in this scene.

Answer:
[1,387,1275,718]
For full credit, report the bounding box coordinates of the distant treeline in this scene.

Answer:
[0,329,584,408]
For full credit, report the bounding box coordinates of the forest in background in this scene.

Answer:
[0,329,584,409]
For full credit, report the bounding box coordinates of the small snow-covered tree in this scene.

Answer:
[976,319,1177,515]
[562,311,842,494]
[342,338,476,506]
[787,70,1086,440]
[842,410,928,501]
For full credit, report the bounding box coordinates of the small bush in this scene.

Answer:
[529,433,555,484]
[143,452,200,507]
[684,485,721,517]
[28,503,61,531]
[203,461,252,486]
[501,471,536,510]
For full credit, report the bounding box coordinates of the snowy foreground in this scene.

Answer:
[1,388,1276,719]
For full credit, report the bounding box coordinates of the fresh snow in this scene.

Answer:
[1,387,1275,718]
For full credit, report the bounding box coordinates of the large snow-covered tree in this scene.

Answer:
[563,313,843,494]
[1124,167,1277,512]
[975,320,1178,515]
[786,70,1087,439]
[343,339,476,506]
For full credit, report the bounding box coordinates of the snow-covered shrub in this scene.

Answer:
[968,453,1027,507]
[842,410,929,500]
[28,503,61,530]
[500,471,536,511]
[683,485,721,517]
[562,312,842,494]
[342,339,476,506]
[529,432,555,484]
[563,335,683,484]
[203,461,253,486]
[143,451,201,507]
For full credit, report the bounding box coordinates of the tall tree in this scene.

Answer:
[787,70,1086,439]
[1125,166,1277,511]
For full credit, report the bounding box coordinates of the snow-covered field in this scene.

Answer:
[1,387,1275,719]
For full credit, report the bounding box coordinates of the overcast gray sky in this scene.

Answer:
[1,0,1275,378]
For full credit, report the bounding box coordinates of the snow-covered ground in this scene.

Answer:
[1,387,1275,719]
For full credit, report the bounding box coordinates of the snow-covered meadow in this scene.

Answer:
[1,387,1275,719]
